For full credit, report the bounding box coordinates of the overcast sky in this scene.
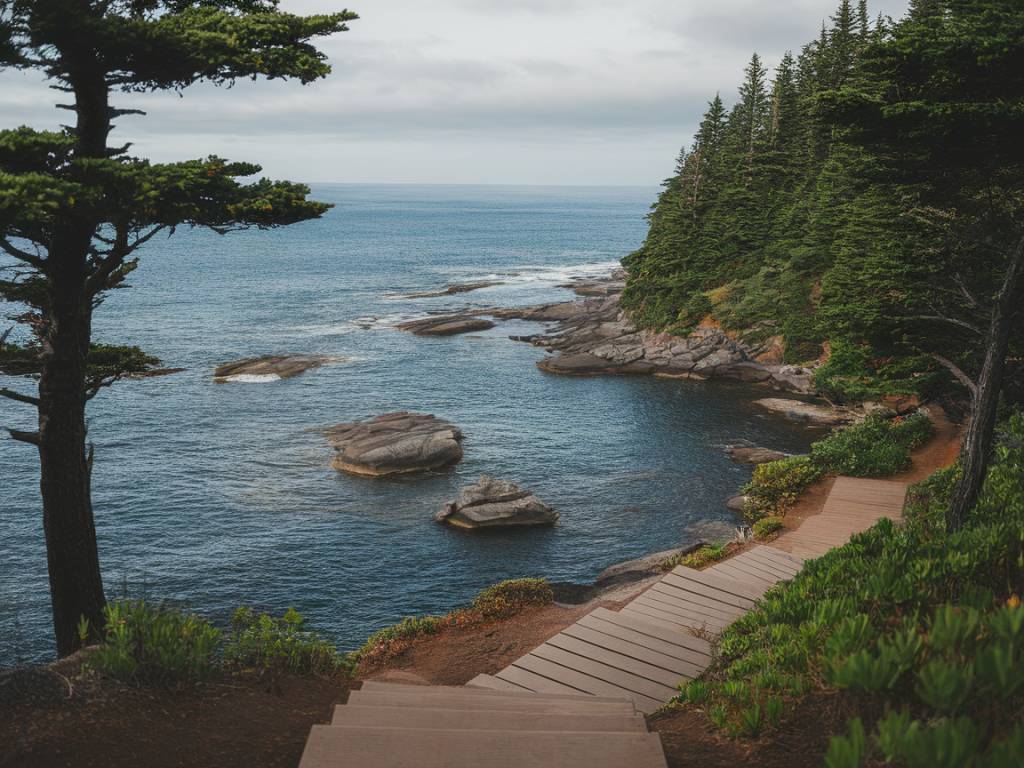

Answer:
[1,0,909,186]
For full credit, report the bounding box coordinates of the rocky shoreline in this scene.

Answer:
[396,268,817,394]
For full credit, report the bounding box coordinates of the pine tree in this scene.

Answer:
[0,1,356,656]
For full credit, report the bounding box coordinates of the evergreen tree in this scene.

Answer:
[0,0,357,656]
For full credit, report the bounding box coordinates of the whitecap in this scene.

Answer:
[220,373,282,383]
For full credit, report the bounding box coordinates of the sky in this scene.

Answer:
[0,0,909,186]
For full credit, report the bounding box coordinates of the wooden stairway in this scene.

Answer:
[298,681,668,767]
[301,476,909,765]
[471,545,803,712]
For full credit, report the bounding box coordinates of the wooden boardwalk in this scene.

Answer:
[300,476,908,766]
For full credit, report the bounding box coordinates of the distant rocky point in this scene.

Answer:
[326,412,464,477]
[213,354,328,381]
[435,475,558,530]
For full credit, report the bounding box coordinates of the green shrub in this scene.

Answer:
[742,455,823,520]
[88,600,220,685]
[661,543,732,571]
[742,412,933,521]
[811,413,931,477]
[690,412,1024,762]
[471,578,554,620]
[223,607,346,678]
[752,516,784,541]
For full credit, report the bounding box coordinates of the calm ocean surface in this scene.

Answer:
[0,184,814,664]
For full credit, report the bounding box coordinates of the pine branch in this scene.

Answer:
[0,387,40,407]
[931,354,978,398]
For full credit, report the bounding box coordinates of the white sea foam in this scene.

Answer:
[221,373,282,383]
[390,260,621,300]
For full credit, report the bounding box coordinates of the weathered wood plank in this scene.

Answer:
[561,623,702,678]
[578,610,712,661]
[511,654,664,712]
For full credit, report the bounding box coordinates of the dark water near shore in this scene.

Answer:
[0,184,814,665]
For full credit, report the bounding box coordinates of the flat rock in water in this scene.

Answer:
[726,494,749,512]
[754,397,852,426]
[326,412,464,477]
[395,315,496,336]
[405,281,503,298]
[214,354,327,381]
[726,445,790,464]
[435,475,558,529]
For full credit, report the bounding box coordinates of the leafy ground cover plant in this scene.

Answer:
[743,412,933,521]
[752,517,784,541]
[678,413,1024,766]
[87,601,221,685]
[660,543,737,571]
[223,607,347,679]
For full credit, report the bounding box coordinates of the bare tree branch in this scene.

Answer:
[907,314,984,336]
[0,387,40,407]
[0,237,46,270]
[7,428,40,446]
[931,354,978,398]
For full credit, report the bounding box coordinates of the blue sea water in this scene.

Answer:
[0,184,815,665]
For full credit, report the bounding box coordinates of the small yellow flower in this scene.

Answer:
[1008,595,1021,609]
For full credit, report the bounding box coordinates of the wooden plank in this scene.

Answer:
[593,610,713,655]
[546,633,687,689]
[621,603,724,635]
[644,586,742,622]
[465,673,531,692]
[331,704,647,732]
[578,611,712,662]
[717,553,788,581]
[744,547,803,572]
[669,566,764,602]
[650,580,750,616]
[511,654,664,713]
[710,562,777,589]
[348,690,632,714]
[561,623,702,678]
[360,681,626,704]
[299,726,669,768]
[529,644,679,702]
[660,571,756,610]
[494,666,601,700]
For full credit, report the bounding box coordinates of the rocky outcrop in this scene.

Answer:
[396,315,496,336]
[725,444,791,464]
[326,412,464,477]
[754,398,855,426]
[435,475,558,529]
[214,354,327,381]
[513,294,816,393]
[726,494,749,512]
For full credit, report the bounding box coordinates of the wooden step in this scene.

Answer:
[347,690,636,714]
[300,725,668,768]
[509,653,665,713]
[587,607,713,657]
[466,673,530,692]
[331,704,647,732]
[359,680,629,705]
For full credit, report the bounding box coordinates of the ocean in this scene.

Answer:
[0,184,814,664]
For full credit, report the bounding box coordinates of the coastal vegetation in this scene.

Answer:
[0,0,357,657]
[742,412,933,521]
[674,412,1024,765]
[622,0,1024,532]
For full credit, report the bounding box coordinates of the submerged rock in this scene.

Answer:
[326,412,464,477]
[396,315,496,336]
[754,398,853,426]
[725,444,790,464]
[214,354,327,381]
[435,475,558,529]
[405,280,503,298]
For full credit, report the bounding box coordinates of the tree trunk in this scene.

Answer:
[37,66,111,656]
[947,234,1024,532]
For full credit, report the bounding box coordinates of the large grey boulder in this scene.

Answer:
[754,397,853,426]
[435,475,558,529]
[726,444,790,464]
[326,412,463,477]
